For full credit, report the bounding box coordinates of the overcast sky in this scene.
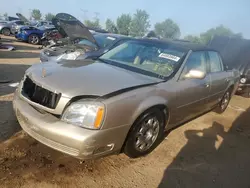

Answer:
[1,0,249,38]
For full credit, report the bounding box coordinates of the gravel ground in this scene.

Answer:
[0,35,250,188]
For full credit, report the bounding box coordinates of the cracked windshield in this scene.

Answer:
[0,0,250,188]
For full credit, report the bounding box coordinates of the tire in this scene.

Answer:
[2,28,11,36]
[28,34,40,45]
[214,89,232,114]
[124,108,166,158]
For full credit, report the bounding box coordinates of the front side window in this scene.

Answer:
[100,41,187,79]
[180,51,207,79]
[208,51,223,72]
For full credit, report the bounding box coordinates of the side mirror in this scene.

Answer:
[184,69,206,79]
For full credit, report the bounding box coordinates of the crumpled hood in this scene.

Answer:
[25,59,161,98]
[52,13,99,48]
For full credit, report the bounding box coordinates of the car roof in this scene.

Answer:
[135,38,217,52]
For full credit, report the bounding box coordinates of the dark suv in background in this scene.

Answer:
[208,35,250,97]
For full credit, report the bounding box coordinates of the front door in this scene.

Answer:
[170,51,211,126]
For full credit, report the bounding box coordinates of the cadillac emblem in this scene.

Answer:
[42,68,46,78]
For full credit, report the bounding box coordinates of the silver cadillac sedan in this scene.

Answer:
[13,38,239,160]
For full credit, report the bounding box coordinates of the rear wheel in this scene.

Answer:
[2,28,11,36]
[28,34,40,45]
[124,108,166,158]
[215,89,231,114]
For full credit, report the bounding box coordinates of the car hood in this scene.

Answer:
[52,13,98,48]
[25,59,161,98]
[16,13,29,23]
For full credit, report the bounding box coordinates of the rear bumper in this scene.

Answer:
[13,90,129,159]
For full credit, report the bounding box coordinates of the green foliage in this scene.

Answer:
[3,13,8,18]
[44,13,55,21]
[129,9,150,37]
[154,19,180,39]
[200,25,242,44]
[116,14,131,35]
[183,35,201,43]
[84,19,101,29]
[31,9,42,20]
[105,19,118,33]
[184,25,243,44]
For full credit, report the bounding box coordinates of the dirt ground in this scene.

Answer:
[0,35,250,188]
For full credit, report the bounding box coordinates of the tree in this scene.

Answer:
[3,13,8,18]
[105,19,118,33]
[129,9,150,37]
[154,19,181,39]
[84,19,101,29]
[200,25,242,44]
[44,13,55,21]
[31,9,42,20]
[116,14,131,35]
[183,35,201,43]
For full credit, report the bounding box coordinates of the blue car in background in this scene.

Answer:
[15,25,55,45]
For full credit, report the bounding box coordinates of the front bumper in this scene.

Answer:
[237,83,250,97]
[13,90,129,159]
[15,33,28,41]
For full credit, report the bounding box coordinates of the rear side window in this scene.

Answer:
[208,51,223,72]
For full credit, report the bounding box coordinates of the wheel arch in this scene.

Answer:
[131,96,170,127]
[120,98,170,153]
[0,27,11,33]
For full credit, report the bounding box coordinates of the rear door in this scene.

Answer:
[206,51,229,107]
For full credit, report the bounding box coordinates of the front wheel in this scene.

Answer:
[124,108,166,158]
[28,34,40,45]
[215,89,231,114]
[2,28,11,36]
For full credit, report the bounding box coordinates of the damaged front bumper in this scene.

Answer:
[237,83,250,97]
[13,89,128,160]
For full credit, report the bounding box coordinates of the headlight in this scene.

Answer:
[240,78,247,84]
[57,51,81,60]
[61,101,105,129]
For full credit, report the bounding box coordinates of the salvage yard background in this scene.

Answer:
[0,36,250,188]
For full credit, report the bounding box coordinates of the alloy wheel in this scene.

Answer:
[221,91,230,111]
[2,28,10,36]
[30,35,39,44]
[134,116,160,152]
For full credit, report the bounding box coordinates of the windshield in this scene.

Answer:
[77,38,98,49]
[100,40,187,79]
[93,34,117,48]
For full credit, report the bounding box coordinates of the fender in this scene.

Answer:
[131,95,169,126]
